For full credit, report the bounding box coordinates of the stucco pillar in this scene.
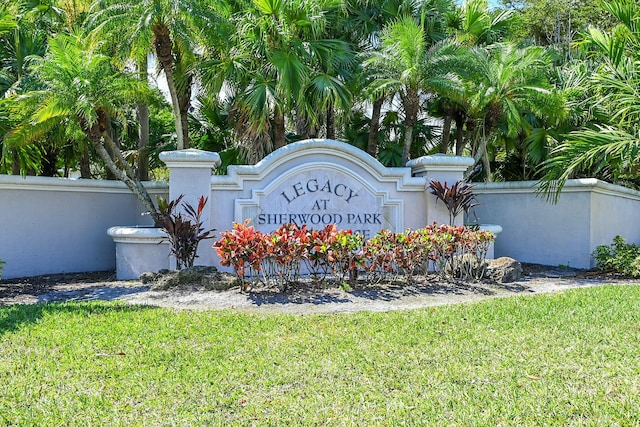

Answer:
[407,154,474,226]
[159,149,221,266]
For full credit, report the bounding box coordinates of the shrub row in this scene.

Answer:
[214,221,495,290]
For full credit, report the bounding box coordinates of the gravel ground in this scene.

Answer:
[1,264,637,314]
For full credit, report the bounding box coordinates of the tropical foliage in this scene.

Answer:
[428,179,479,225]
[592,235,640,277]
[363,15,460,165]
[151,195,217,270]
[539,0,640,198]
[0,0,638,195]
[214,221,495,290]
[3,32,157,213]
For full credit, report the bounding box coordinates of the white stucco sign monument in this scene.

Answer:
[236,163,404,239]
[157,139,475,270]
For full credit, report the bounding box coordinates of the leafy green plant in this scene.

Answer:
[592,236,640,277]
[328,230,364,285]
[428,180,479,225]
[151,195,216,270]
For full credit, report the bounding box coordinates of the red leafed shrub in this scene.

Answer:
[213,220,265,291]
[213,222,495,290]
[362,229,397,279]
[425,223,495,280]
[151,195,216,270]
[262,223,311,289]
[362,229,425,281]
[327,230,365,283]
[428,180,478,226]
[305,224,339,277]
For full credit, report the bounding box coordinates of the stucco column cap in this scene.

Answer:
[407,154,474,174]
[160,149,221,169]
[107,225,168,243]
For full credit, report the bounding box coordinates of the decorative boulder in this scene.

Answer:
[486,257,522,283]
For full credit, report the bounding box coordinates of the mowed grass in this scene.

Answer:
[1,286,639,426]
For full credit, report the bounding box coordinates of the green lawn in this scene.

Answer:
[1,285,639,426]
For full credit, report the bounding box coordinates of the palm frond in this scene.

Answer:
[539,126,640,201]
[0,11,17,35]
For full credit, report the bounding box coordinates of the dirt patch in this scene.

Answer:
[0,271,148,306]
[1,264,637,314]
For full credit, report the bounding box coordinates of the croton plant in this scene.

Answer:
[214,221,494,290]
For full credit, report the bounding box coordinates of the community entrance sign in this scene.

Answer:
[222,140,439,240]
[161,139,473,269]
[236,163,403,239]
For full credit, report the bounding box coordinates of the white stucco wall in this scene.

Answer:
[472,179,640,269]
[590,181,640,252]
[0,175,167,279]
[13,144,640,278]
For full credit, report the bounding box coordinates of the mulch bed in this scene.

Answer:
[0,271,118,304]
[0,263,634,307]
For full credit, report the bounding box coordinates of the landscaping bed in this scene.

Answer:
[1,264,637,313]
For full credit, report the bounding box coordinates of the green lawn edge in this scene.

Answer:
[1,285,638,426]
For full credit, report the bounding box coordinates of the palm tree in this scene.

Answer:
[0,0,103,177]
[539,0,640,198]
[363,15,462,165]
[460,43,564,181]
[452,0,513,46]
[0,8,17,36]
[0,2,61,176]
[88,0,226,150]
[209,0,351,161]
[344,0,413,158]
[429,0,514,155]
[4,33,157,214]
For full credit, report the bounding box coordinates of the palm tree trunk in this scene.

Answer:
[96,138,157,215]
[326,100,335,140]
[85,121,157,216]
[402,125,413,166]
[137,102,150,180]
[439,115,452,154]
[79,144,91,178]
[482,147,492,182]
[465,135,492,182]
[308,124,318,139]
[274,109,286,149]
[454,115,465,156]
[97,111,138,181]
[367,97,383,157]
[295,109,309,138]
[103,131,138,181]
[11,151,20,175]
[152,23,186,150]
[402,92,419,165]
[104,115,118,180]
[137,58,150,181]
[177,74,192,149]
